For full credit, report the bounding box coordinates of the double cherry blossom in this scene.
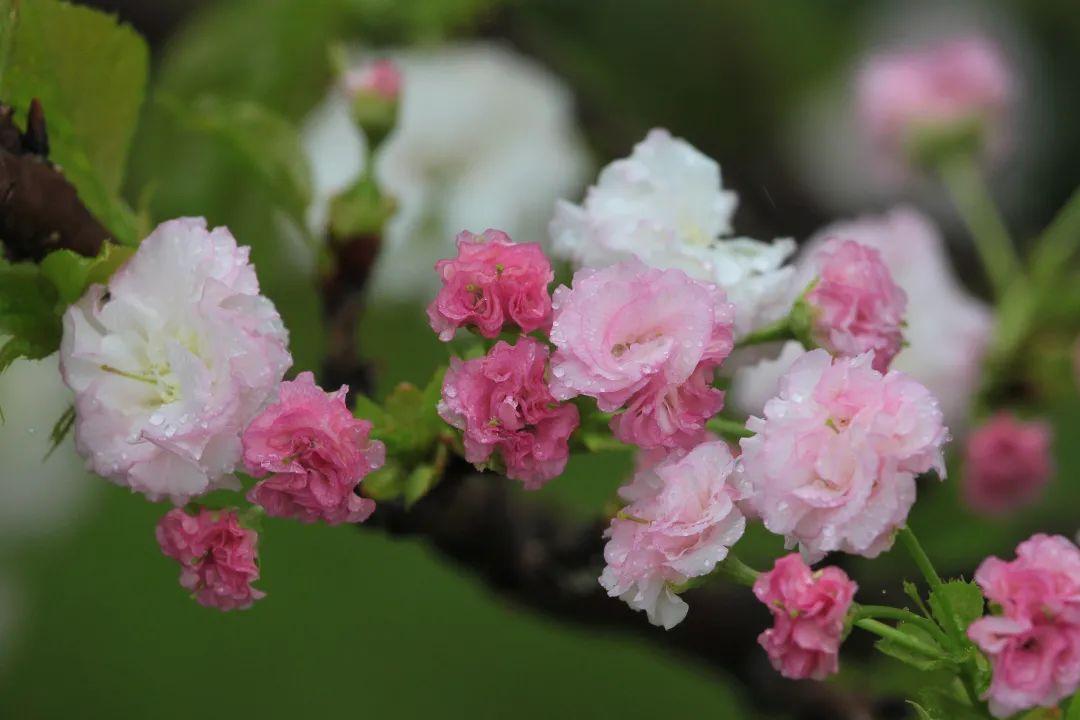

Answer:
[59,116,1075,718]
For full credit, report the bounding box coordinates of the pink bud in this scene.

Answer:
[427,229,554,341]
[438,337,579,489]
[343,59,402,102]
[242,372,385,525]
[804,238,908,373]
[856,35,1014,167]
[156,508,264,611]
[753,554,857,680]
[963,412,1052,516]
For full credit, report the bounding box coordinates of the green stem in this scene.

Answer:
[735,317,795,349]
[714,554,760,588]
[706,416,754,441]
[898,527,964,647]
[938,153,1020,298]
[897,526,943,590]
[855,618,949,662]
[1031,184,1080,282]
[854,605,950,647]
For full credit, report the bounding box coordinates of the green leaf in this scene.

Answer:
[43,404,75,460]
[352,393,390,427]
[914,687,986,720]
[361,461,404,502]
[1067,692,1080,720]
[903,579,933,618]
[39,243,134,306]
[0,260,62,361]
[875,622,949,672]
[907,701,935,720]
[0,0,148,242]
[403,463,438,508]
[161,95,312,225]
[929,581,986,636]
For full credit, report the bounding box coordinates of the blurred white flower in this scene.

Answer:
[731,207,992,428]
[302,43,590,299]
[550,128,795,337]
[730,341,807,417]
[0,354,98,544]
[0,354,100,669]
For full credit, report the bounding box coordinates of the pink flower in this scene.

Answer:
[739,350,948,562]
[60,218,292,504]
[438,337,579,488]
[156,508,264,611]
[600,441,747,629]
[963,412,1053,516]
[242,372,385,525]
[803,239,907,373]
[969,534,1080,717]
[342,59,402,101]
[753,554,856,680]
[549,259,734,450]
[427,229,554,341]
[974,534,1080,630]
[857,35,1014,168]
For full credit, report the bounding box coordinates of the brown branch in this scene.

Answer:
[0,100,111,262]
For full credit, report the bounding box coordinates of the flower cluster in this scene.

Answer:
[739,350,948,562]
[753,554,857,680]
[439,337,579,488]
[549,259,734,450]
[802,238,908,372]
[550,128,795,336]
[968,534,1080,718]
[60,217,292,504]
[963,412,1053,516]
[599,441,746,629]
[427,229,554,341]
[156,508,264,611]
[243,372,385,525]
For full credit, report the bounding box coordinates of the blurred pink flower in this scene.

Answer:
[857,35,1014,169]
[963,412,1052,516]
[549,259,734,450]
[804,238,907,372]
[439,338,579,488]
[342,59,402,101]
[754,554,856,680]
[60,218,291,504]
[243,372,384,525]
[157,508,264,611]
[739,350,948,562]
[969,534,1080,717]
[600,440,746,629]
[427,229,554,341]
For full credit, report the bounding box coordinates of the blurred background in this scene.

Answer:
[1,0,1079,717]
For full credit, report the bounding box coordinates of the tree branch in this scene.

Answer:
[0,100,111,262]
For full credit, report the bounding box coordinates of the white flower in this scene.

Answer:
[730,340,808,417]
[302,43,589,299]
[60,218,292,503]
[731,207,991,428]
[550,128,796,336]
